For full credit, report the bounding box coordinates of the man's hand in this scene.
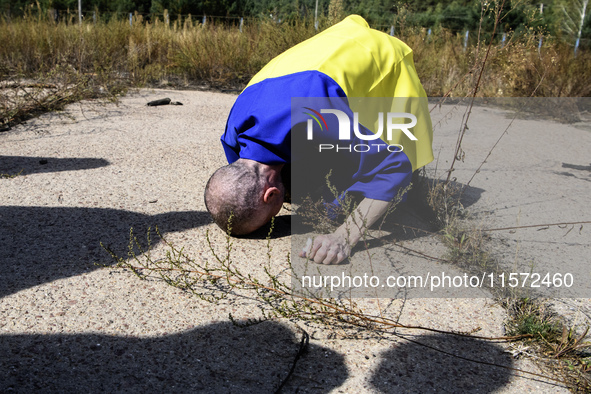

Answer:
[299,231,351,265]
[299,198,391,265]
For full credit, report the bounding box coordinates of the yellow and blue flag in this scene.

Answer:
[222,15,433,203]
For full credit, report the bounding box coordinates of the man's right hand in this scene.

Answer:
[299,231,352,265]
[299,198,391,265]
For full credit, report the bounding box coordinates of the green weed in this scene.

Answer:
[504,298,591,391]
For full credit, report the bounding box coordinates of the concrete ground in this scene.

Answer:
[1,90,589,392]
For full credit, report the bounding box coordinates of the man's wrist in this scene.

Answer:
[335,224,362,248]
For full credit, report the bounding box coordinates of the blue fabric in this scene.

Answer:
[221,71,412,203]
[222,71,346,165]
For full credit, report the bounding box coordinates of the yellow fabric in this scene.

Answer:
[247,15,433,171]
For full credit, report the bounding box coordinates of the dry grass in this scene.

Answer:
[0,13,589,97]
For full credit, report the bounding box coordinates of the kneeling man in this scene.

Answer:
[205,15,433,265]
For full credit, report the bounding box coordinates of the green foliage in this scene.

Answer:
[0,0,588,47]
[438,1,479,32]
[504,298,591,390]
[507,298,562,338]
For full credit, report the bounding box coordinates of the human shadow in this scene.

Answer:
[0,155,110,175]
[369,334,518,393]
[0,321,348,393]
[0,206,211,298]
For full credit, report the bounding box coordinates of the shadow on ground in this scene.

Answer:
[379,177,485,238]
[291,177,484,242]
[1,323,537,393]
[0,321,347,393]
[370,334,516,393]
[0,155,110,175]
[0,206,211,298]
[240,213,292,240]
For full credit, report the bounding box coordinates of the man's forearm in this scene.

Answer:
[334,198,391,247]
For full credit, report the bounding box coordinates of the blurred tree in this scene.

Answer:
[556,0,590,46]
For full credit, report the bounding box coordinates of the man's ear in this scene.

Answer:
[263,186,281,204]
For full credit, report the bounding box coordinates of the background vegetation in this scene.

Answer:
[0,2,589,100]
[1,0,590,42]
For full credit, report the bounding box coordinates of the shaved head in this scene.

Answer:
[204,160,267,235]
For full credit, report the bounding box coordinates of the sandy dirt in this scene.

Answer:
[1,89,589,392]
